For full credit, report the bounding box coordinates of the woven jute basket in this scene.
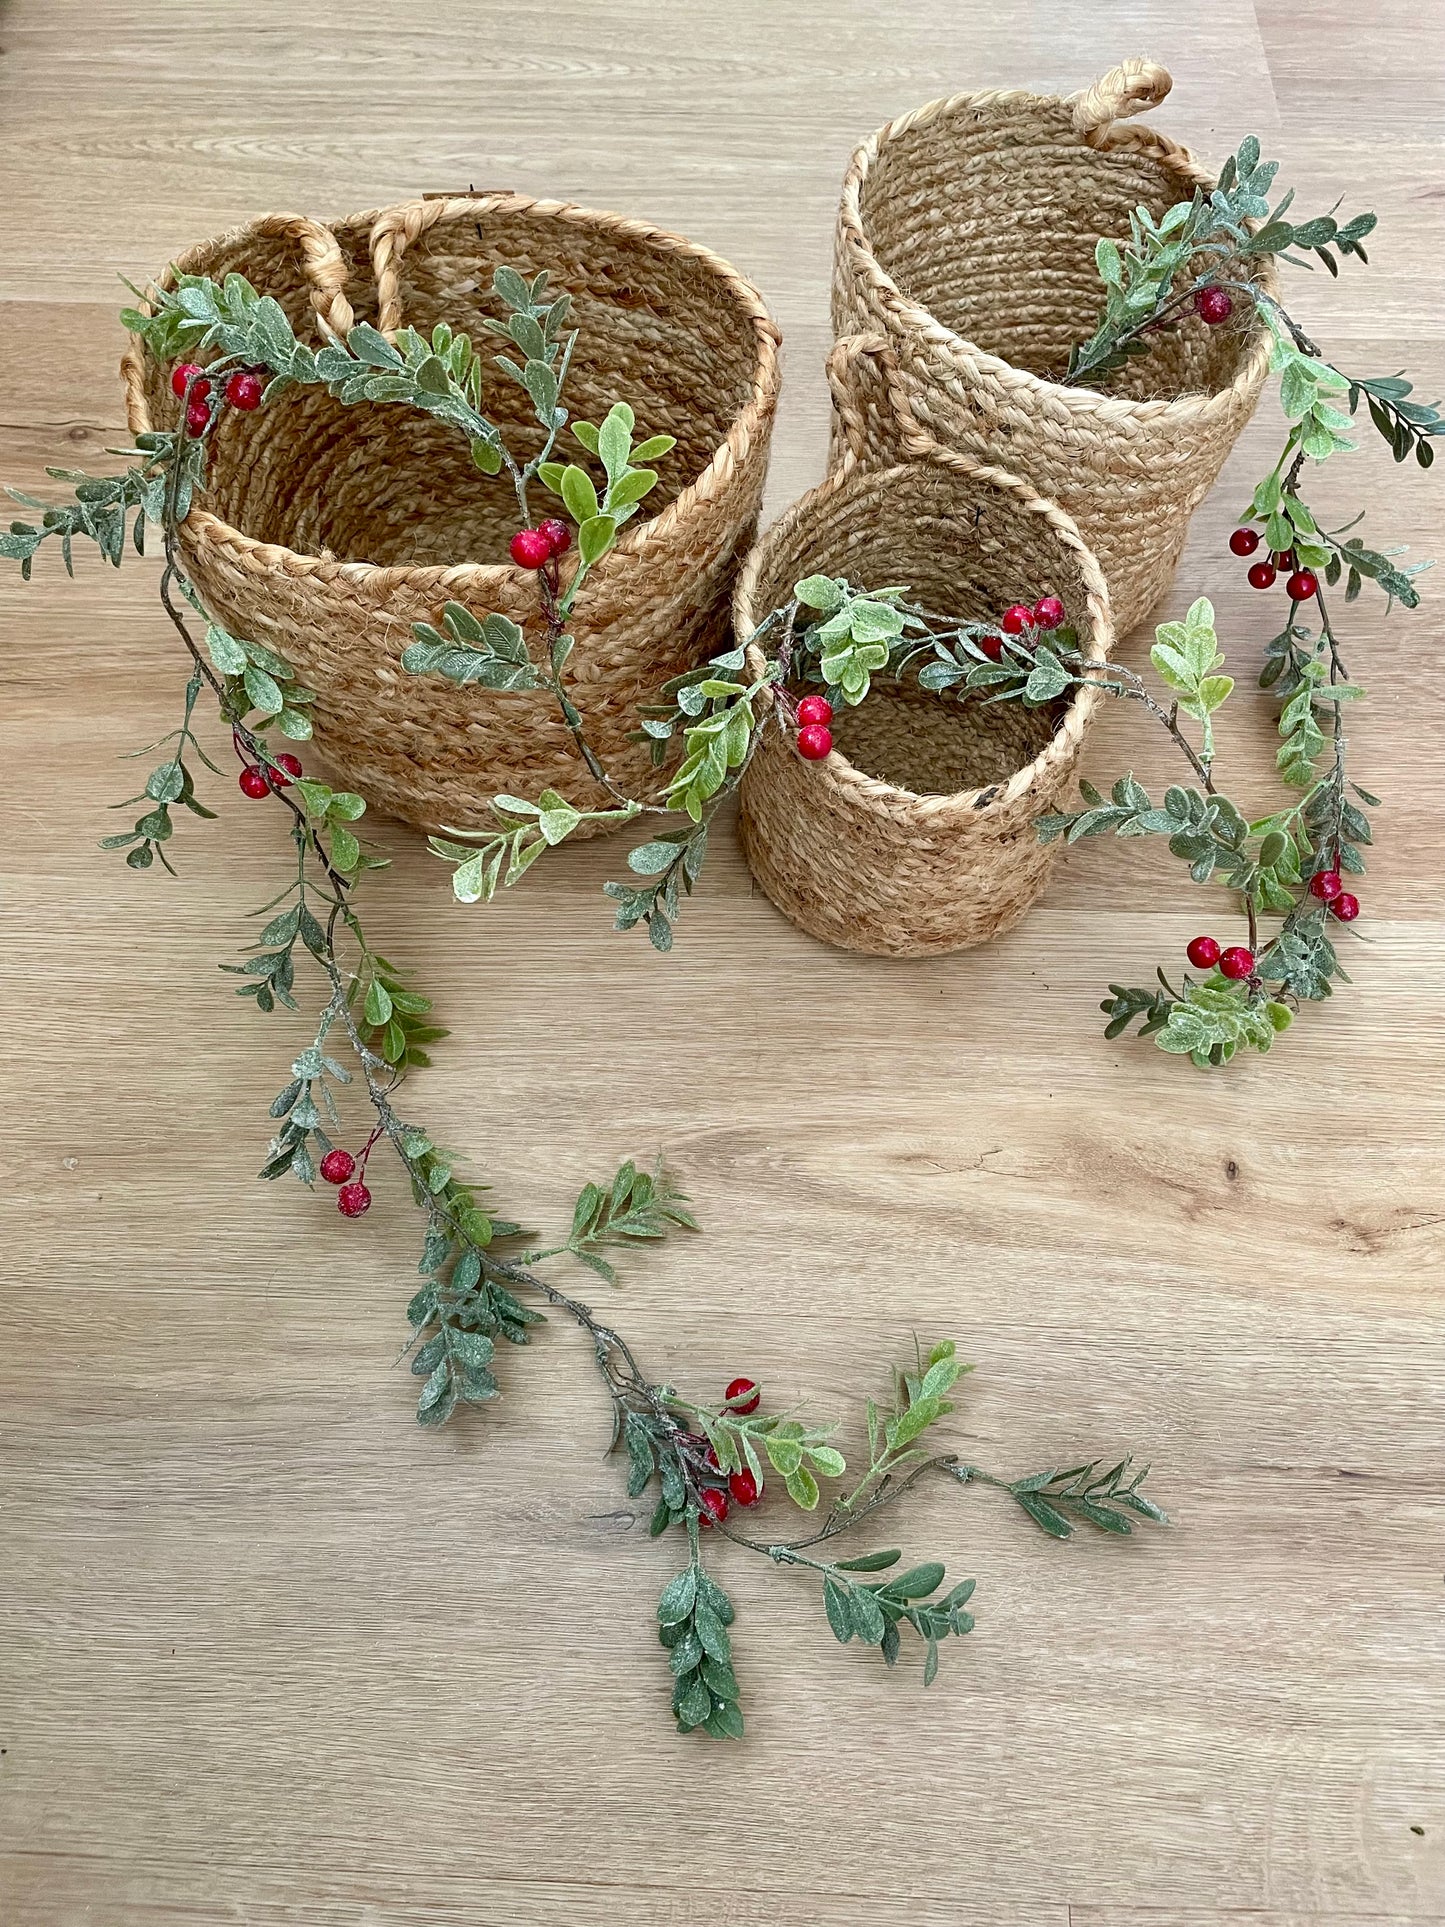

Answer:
[123,196,781,832]
[831,59,1273,638]
[735,346,1113,958]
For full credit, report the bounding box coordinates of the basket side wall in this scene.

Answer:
[735,459,1104,958]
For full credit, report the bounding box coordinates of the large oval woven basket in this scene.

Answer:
[831,60,1272,637]
[735,419,1113,958]
[123,196,781,831]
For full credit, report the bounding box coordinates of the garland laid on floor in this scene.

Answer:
[2,261,1165,1738]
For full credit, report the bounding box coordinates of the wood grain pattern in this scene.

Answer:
[1,4,1443,1923]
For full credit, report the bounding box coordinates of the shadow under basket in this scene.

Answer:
[830,59,1273,637]
[122,195,781,832]
[735,452,1112,958]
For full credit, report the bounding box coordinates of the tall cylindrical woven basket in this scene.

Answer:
[123,196,781,832]
[832,59,1273,638]
[735,411,1113,958]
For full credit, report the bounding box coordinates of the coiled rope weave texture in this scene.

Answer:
[831,59,1273,637]
[123,196,781,833]
[735,430,1114,958]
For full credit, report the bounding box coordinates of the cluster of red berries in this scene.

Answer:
[795,694,834,761]
[1228,526,1318,603]
[320,1145,371,1218]
[980,591,1065,661]
[695,1377,763,1527]
[1186,866,1359,983]
[170,361,265,439]
[1184,934,1257,980]
[1306,865,1360,921]
[508,518,572,570]
[237,750,303,799]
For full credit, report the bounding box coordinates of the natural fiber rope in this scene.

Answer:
[830,60,1274,636]
[121,195,781,833]
[1070,58,1174,143]
[734,436,1114,957]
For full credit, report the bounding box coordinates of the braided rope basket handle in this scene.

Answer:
[826,333,1092,512]
[826,332,939,472]
[1069,58,1173,147]
[246,212,356,341]
[369,198,484,339]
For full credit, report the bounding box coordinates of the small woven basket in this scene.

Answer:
[123,196,781,831]
[831,59,1273,637]
[735,352,1113,958]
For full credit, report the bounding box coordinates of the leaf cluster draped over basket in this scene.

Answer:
[122,195,781,831]
[830,62,1275,637]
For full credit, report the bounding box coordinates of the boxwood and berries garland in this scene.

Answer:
[2,260,1167,1738]
[1056,133,1439,1060]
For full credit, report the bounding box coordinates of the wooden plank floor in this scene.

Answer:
[2,3,1443,1922]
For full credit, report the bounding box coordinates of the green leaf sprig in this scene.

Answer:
[520,1158,699,1283]
[814,1551,976,1684]
[539,400,676,604]
[958,1457,1168,1540]
[1066,135,1377,385]
[0,432,201,578]
[658,1537,743,1738]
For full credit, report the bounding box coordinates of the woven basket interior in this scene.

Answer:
[858,98,1256,401]
[749,462,1094,797]
[144,211,764,568]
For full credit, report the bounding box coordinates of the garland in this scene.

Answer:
[3,257,1165,1738]
[6,128,1432,1725]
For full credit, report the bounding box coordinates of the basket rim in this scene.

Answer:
[836,83,1276,426]
[120,192,782,588]
[734,447,1115,825]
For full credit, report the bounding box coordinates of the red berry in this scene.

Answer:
[509,527,553,569]
[320,1148,356,1185]
[729,1468,762,1508]
[1286,570,1318,602]
[1000,603,1033,635]
[725,1377,760,1415]
[1219,945,1255,981]
[1186,935,1221,970]
[796,695,833,728]
[1194,286,1233,325]
[979,634,1004,661]
[1229,527,1260,557]
[266,751,303,788]
[1273,550,1298,572]
[238,766,270,799]
[224,369,265,411]
[796,723,832,761]
[1032,595,1065,631]
[337,1181,372,1218]
[1309,868,1343,902]
[537,516,571,556]
[185,400,211,437]
[702,1443,721,1472]
[1330,892,1360,923]
[171,363,209,400]
[1247,561,1277,591]
[698,1486,729,1528]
